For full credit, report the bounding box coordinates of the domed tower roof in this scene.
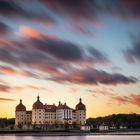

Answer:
[33,96,44,109]
[16,99,26,111]
[75,98,86,110]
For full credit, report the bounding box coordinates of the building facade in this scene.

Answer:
[15,96,86,127]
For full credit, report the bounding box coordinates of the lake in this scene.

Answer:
[0,135,140,140]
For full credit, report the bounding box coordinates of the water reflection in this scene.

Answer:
[0,136,140,140]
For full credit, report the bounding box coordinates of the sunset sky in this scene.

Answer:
[0,0,140,118]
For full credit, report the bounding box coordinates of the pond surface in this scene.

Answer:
[0,135,140,140]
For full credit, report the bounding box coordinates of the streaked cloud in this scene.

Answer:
[0,0,54,23]
[124,35,140,63]
[0,84,12,92]
[0,98,15,102]
[0,22,11,36]
[50,67,137,85]
[0,65,17,75]
[87,88,140,107]
[14,85,46,92]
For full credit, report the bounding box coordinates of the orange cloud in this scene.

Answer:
[87,88,140,107]
[19,25,42,39]
[111,95,129,104]
[26,85,45,90]
[109,94,140,107]
[18,25,59,41]
[0,66,17,75]
[90,89,114,96]
[14,85,46,92]
[0,84,11,92]
[0,98,15,102]
[130,94,140,107]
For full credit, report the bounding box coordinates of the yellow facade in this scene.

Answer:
[15,97,86,127]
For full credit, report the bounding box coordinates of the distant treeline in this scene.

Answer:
[0,118,15,128]
[86,113,140,129]
[1,114,140,129]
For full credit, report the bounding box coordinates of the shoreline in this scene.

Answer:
[1,131,140,136]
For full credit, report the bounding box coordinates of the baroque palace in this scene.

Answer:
[15,96,86,128]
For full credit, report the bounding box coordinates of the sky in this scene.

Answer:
[0,0,140,118]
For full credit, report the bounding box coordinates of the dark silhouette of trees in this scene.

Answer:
[1,114,140,130]
[0,118,15,128]
[86,113,140,129]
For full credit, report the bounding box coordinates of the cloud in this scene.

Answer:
[0,0,140,36]
[110,95,129,105]
[0,47,19,67]
[0,25,110,79]
[120,0,140,18]
[0,22,11,35]
[14,85,46,92]
[125,43,140,63]
[87,89,114,96]
[129,94,140,107]
[110,94,140,107]
[87,88,140,107]
[23,27,108,63]
[30,38,83,61]
[0,65,17,75]
[1,0,140,38]
[87,47,109,64]
[2,0,140,22]
[0,0,54,24]
[43,0,97,20]
[0,33,137,86]
[0,84,12,92]
[19,70,42,79]
[43,0,102,34]
[44,0,140,21]
[124,33,140,63]
[0,25,137,86]
[19,26,42,39]
[0,98,15,102]
[50,67,137,85]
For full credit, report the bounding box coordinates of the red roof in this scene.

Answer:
[75,98,86,110]
[16,100,26,111]
[44,104,57,112]
[57,102,71,110]
[33,96,44,109]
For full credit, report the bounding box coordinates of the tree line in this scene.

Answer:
[1,113,140,129]
[86,113,140,129]
[0,118,15,128]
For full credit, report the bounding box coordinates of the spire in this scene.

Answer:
[20,99,22,104]
[59,101,61,105]
[79,98,82,103]
[37,96,40,101]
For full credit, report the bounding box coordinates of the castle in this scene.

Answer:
[15,96,86,128]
